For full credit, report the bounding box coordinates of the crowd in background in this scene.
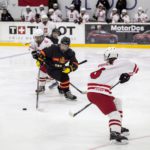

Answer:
[0,0,149,23]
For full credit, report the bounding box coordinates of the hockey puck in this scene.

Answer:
[22,108,27,111]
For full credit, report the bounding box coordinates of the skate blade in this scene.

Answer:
[110,139,128,145]
[35,91,45,94]
[65,97,77,101]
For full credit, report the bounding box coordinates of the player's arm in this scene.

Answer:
[31,45,53,63]
[119,62,139,84]
[63,50,79,74]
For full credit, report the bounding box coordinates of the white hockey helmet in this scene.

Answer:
[33,29,44,43]
[33,29,44,37]
[53,3,58,8]
[70,4,75,9]
[104,47,118,61]
[81,8,86,12]
[41,14,48,19]
[112,8,117,11]
[49,8,54,13]
[41,14,48,22]
[122,9,127,13]
[138,7,143,11]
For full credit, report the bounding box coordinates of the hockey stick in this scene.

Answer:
[36,67,41,109]
[69,60,87,94]
[79,59,87,65]
[0,52,30,60]
[70,82,87,94]
[69,81,120,117]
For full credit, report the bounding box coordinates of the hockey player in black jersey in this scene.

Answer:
[49,28,61,44]
[32,36,78,100]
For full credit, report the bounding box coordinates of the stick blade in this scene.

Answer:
[68,111,75,117]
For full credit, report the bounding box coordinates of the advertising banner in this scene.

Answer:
[85,23,150,44]
[0,22,85,44]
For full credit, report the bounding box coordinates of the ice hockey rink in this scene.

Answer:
[0,46,150,150]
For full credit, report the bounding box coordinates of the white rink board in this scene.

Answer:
[0,22,85,44]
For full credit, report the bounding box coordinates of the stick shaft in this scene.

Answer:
[36,68,41,109]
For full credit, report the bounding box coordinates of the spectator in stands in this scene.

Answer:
[38,15,56,37]
[21,6,35,22]
[134,7,148,23]
[48,0,58,9]
[48,8,62,22]
[48,9,55,21]
[67,4,79,22]
[78,8,90,23]
[120,9,130,23]
[1,8,14,21]
[116,0,127,14]
[71,0,81,13]
[96,0,110,18]
[39,4,47,16]
[94,3,106,22]
[110,8,120,23]
[53,3,63,21]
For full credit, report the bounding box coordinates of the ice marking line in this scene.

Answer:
[89,135,150,150]
[0,52,29,60]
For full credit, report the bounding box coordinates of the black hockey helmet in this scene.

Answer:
[61,36,71,45]
[52,28,61,35]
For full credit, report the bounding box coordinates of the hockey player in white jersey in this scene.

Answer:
[78,8,90,23]
[53,3,63,22]
[67,4,79,22]
[30,29,57,93]
[87,47,139,144]
[120,9,130,23]
[38,14,56,38]
[21,6,35,22]
[134,7,148,23]
[94,3,106,22]
[110,8,120,23]
[39,4,47,16]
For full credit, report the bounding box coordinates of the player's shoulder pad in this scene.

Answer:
[66,48,75,56]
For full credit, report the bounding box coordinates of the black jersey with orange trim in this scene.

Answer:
[40,44,78,71]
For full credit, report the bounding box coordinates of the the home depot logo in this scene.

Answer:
[9,26,37,34]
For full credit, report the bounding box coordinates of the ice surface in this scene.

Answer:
[0,46,150,150]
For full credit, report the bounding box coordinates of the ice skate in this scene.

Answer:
[57,86,64,94]
[49,81,58,89]
[121,127,130,136]
[64,91,77,100]
[110,131,128,145]
[35,86,45,93]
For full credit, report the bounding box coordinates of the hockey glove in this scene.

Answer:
[36,60,41,67]
[119,73,130,83]
[62,66,71,74]
[31,50,40,60]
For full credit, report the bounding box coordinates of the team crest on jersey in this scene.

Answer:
[59,57,65,64]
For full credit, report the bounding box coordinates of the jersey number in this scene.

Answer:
[90,68,105,79]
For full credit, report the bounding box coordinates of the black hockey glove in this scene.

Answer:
[31,50,40,60]
[119,73,130,84]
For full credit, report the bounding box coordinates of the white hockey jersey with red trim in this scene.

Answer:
[38,21,56,37]
[29,37,53,51]
[87,59,139,96]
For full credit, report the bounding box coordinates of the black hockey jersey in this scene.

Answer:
[40,44,78,71]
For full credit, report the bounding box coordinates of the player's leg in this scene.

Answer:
[87,93,128,144]
[36,70,47,93]
[47,69,77,100]
[114,98,129,136]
